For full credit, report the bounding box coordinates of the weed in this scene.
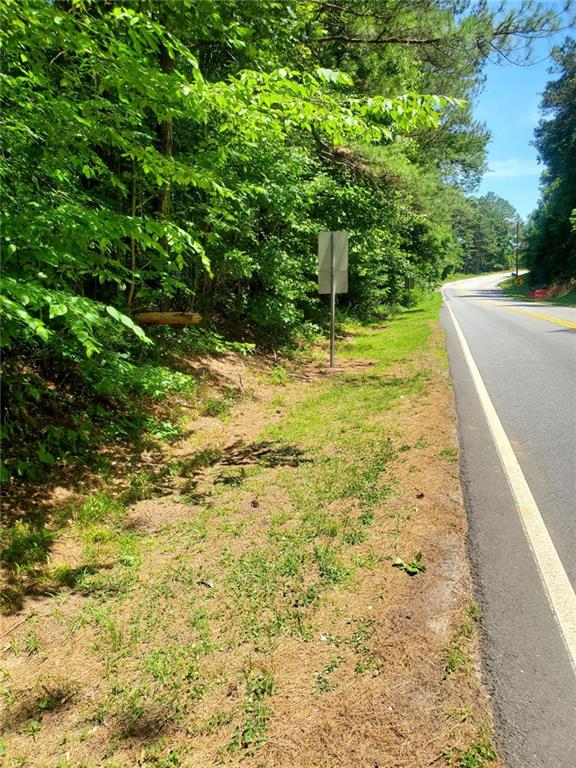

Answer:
[438,447,459,462]
[139,743,184,768]
[245,668,276,701]
[446,739,498,767]
[445,707,472,722]
[467,603,482,622]
[112,687,149,736]
[393,551,426,576]
[456,621,474,640]
[443,621,474,676]
[146,418,183,442]
[0,522,55,569]
[35,680,77,712]
[87,605,124,651]
[201,387,239,418]
[141,644,206,700]
[81,526,140,571]
[25,719,42,738]
[202,397,231,416]
[313,545,350,585]
[348,618,382,675]
[181,447,223,473]
[214,467,245,487]
[122,470,157,503]
[444,645,467,675]
[229,701,271,755]
[228,668,276,755]
[292,583,320,608]
[76,493,125,525]
[269,365,289,386]
[341,527,367,545]
[315,656,343,693]
[359,509,374,526]
[24,634,39,655]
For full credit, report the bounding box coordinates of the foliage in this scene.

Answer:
[453,193,520,273]
[0,0,562,479]
[393,551,427,576]
[524,38,576,285]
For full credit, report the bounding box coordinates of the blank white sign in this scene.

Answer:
[318,231,348,294]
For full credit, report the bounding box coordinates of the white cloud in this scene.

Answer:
[487,159,541,178]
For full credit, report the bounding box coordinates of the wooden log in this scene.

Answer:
[135,312,202,326]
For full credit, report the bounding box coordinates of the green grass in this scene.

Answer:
[338,292,441,369]
[500,275,576,306]
[443,620,475,677]
[443,736,498,767]
[549,290,576,307]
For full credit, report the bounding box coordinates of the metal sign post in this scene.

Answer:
[330,232,336,367]
[318,231,348,368]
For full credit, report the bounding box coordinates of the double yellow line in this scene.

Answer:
[455,288,576,329]
[505,306,576,330]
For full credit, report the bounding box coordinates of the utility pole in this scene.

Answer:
[515,219,520,278]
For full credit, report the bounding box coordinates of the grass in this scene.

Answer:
[0,291,499,767]
[443,619,476,677]
[0,490,142,613]
[500,275,576,306]
[443,736,498,767]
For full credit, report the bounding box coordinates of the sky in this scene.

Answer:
[473,13,574,221]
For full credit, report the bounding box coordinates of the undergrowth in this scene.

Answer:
[1,327,254,482]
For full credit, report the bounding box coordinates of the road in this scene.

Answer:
[441,273,576,768]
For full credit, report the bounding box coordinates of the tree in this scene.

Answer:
[524,37,576,283]
[0,0,566,478]
[453,193,519,272]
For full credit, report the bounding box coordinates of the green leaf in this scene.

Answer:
[48,303,68,319]
[38,445,56,466]
[316,68,354,86]
[106,305,122,321]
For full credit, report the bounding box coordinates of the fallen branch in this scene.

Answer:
[135,312,202,326]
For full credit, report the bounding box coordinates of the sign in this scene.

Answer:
[318,231,348,294]
[514,276,523,286]
[404,277,415,290]
[318,231,349,368]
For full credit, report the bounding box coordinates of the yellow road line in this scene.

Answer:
[506,307,576,329]
[468,296,576,326]
[442,290,576,675]
[456,290,575,327]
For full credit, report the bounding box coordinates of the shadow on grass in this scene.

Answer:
[0,679,78,731]
[175,440,312,498]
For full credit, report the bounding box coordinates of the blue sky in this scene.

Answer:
[474,22,573,220]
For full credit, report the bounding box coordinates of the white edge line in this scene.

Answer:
[442,289,576,674]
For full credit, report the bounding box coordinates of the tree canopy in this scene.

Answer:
[523,37,576,284]
[0,0,565,479]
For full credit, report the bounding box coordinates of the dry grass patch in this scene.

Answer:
[1,295,500,768]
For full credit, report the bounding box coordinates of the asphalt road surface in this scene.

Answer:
[441,273,576,768]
